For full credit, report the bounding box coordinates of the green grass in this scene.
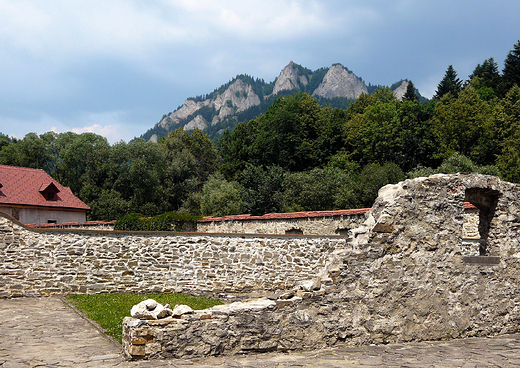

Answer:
[65,293,223,343]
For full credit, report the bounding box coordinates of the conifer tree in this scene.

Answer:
[404,81,417,101]
[469,57,501,91]
[502,40,520,93]
[434,65,462,99]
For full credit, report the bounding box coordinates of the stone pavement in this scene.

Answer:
[2,297,520,367]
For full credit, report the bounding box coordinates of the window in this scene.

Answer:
[285,228,303,235]
[464,188,501,256]
[39,182,60,201]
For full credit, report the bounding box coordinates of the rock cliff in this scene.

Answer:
[271,61,308,95]
[312,64,368,99]
[158,79,261,132]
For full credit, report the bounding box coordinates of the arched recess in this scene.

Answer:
[464,187,501,255]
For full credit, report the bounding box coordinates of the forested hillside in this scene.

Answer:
[1,40,519,221]
[141,61,419,143]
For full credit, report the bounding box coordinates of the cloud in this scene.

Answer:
[0,1,186,62]
[71,124,124,143]
[0,110,142,144]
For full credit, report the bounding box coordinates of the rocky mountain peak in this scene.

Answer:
[312,64,368,99]
[272,61,307,95]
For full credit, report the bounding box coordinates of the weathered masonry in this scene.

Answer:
[197,209,370,235]
[123,173,520,360]
[0,215,347,298]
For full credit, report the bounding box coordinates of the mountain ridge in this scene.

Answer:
[141,62,420,143]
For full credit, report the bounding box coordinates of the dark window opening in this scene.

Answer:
[335,228,350,235]
[47,219,58,224]
[39,182,60,201]
[285,228,303,235]
[465,188,501,256]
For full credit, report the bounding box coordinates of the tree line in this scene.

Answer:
[1,40,519,220]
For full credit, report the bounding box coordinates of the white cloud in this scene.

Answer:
[0,0,187,62]
[71,124,124,143]
[0,110,140,144]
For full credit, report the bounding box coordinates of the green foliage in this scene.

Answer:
[66,293,222,343]
[305,67,329,93]
[497,85,520,182]
[29,128,216,221]
[437,152,478,173]
[434,65,462,99]
[238,165,285,215]
[114,212,201,232]
[404,81,418,102]
[344,93,437,171]
[219,92,347,175]
[469,58,501,97]
[431,85,498,165]
[199,172,242,217]
[502,40,520,94]
[281,167,357,212]
[407,153,501,179]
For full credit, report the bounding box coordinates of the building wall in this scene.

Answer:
[0,206,86,225]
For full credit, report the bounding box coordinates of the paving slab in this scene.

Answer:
[2,297,520,367]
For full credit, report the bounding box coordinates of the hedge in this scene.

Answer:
[114,212,201,232]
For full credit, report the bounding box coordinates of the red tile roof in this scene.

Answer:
[0,165,90,210]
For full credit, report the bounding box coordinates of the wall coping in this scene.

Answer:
[198,208,371,223]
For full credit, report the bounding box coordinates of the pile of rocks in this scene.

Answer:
[130,299,194,320]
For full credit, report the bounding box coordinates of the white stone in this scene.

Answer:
[209,297,276,314]
[131,299,173,320]
[172,304,194,317]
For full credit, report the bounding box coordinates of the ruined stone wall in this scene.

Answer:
[123,174,520,360]
[0,213,347,298]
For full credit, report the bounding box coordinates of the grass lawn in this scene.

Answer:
[65,293,223,343]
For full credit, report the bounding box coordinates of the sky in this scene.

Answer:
[0,1,518,144]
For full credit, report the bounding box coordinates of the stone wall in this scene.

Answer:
[197,210,368,235]
[0,212,347,298]
[123,173,520,360]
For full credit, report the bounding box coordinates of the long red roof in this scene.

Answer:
[0,165,90,210]
[198,208,371,223]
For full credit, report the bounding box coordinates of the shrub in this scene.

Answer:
[114,212,201,232]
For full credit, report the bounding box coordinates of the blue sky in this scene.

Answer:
[0,0,518,143]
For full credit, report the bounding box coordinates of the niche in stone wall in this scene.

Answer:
[335,228,350,235]
[464,187,501,256]
[285,228,303,235]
